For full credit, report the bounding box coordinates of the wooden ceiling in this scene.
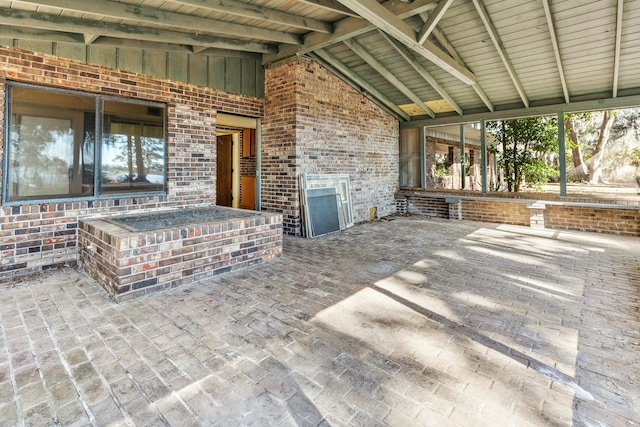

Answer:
[1,0,638,124]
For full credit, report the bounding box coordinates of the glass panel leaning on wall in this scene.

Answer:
[4,84,166,203]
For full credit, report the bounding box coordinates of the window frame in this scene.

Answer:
[2,82,168,205]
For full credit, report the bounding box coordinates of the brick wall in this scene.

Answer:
[262,61,299,234]
[396,191,640,236]
[546,205,640,236]
[78,210,283,302]
[0,46,263,278]
[461,200,530,226]
[263,58,399,235]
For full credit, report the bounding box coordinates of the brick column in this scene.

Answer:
[446,198,463,220]
[528,202,546,229]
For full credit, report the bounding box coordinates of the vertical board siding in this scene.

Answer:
[88,45,117,68]
[168,52,189,82]
[189,55,208,87]
[226,57,242,94]
[0,38,264,98]
[56,42,86,62]
[118,47,143,74]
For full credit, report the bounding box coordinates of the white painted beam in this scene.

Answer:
[17,0,301,45]
[541,0,569,103]
[419,10,494,112]
[264,0,440,65]
[379,30,462,115]
[0,8,276,53]
[613,0,624,98]
[402,93,640,127]
[314,49,411,120]
[173,0,332,33]
[295,0,360,17]
[83,33,100,44]
[336,0,476,85]
[417,0,455,45]
[344,38,435,117]
[471,0,529,107]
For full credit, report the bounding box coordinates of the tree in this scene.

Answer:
[564,113,590,180]
[588,110,614,184]
[487,116,558,192]
[565,110,638,184]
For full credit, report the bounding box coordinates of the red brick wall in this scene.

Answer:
[461,200,530,226]
[546,205,640,236]
[262,61,300,234]
[263,59,399,235]
[0,46,263,278]
[396,191,640,236]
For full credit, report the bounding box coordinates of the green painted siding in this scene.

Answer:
[0,38,265,99]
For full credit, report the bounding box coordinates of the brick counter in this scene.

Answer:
[79,208,283,302]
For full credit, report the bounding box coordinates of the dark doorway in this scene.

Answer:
[216,134,233,206]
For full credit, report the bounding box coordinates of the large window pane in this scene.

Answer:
[4,85,166,203]
[7,87,95,201]
[399,128,421,188]
[424,124,488,191]
[101,101,165,194]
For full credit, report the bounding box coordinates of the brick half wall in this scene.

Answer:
[396,191,640,236]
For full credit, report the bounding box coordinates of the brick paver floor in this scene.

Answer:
[1,216,639,426]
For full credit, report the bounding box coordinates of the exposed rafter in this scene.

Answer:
[295,0,359,17]
[83,33,100,45]
[541,0,569,103]
[335,0,476,85]
[471,0,529,107]
[172,0,332,33]
[314,49,411,120]
[192,46,209,54]
[0,8,277,53]
[344,39,435,117]
[17,0,301,45]
[613,0,624,98]
[0,25,83,43]
[264,0,440,65]
[379,31,462,115]
[404,93,640,127]
[417,0,455,45]
[418,10,494,112]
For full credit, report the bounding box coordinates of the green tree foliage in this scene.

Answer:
[487,117,558,192]
[565,109,640,184]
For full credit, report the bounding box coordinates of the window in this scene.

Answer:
[4,84,166,203]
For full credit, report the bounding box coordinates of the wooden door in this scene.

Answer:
[216,134,233,206]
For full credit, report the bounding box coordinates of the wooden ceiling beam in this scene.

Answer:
[417,11,494,112]
[403,93,640,128]
[335,0,476,85]
[314,49,411,120]
[171,0,332,33]
[379,30,462,115]
[17,0,301,45]
[416,0,455,45]
[344,38,435,117]
[541,0,569,103]
[0,25,83,43]
[0,8,277,53]
[83,34,100,44]
[264,0,440,65]
[471,0,528,107]
[295,0,360,18]
[612,0,624,98]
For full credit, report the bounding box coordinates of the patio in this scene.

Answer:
[1,216,639,426]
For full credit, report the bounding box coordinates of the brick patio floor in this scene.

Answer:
[1,216,639,426]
